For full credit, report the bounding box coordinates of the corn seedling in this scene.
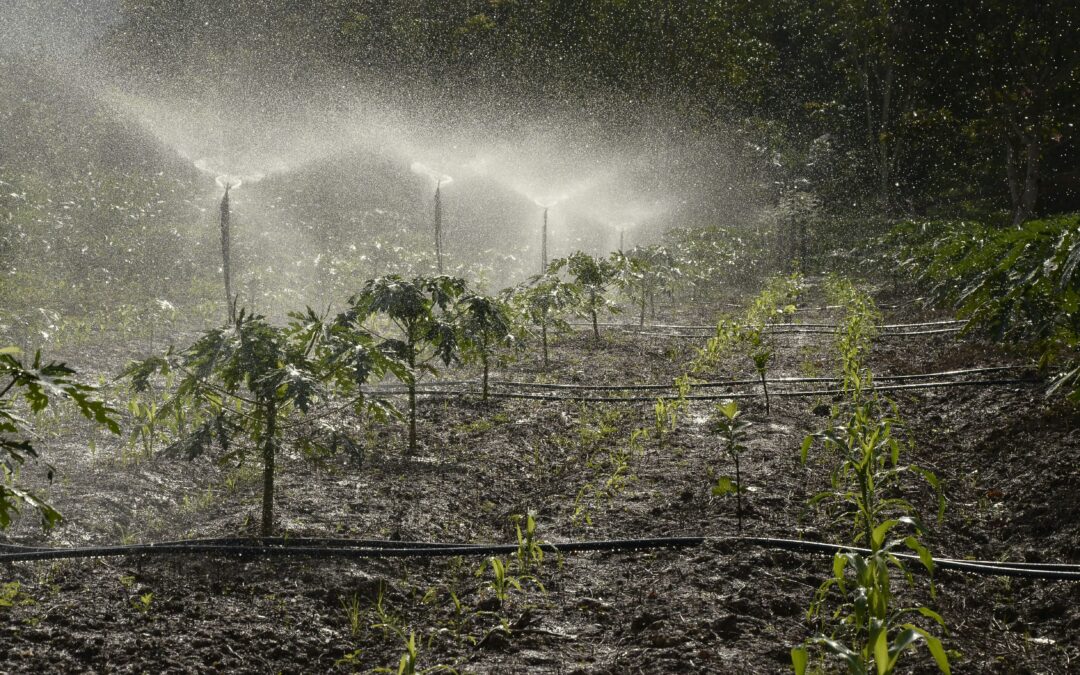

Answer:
[654,374,692,449]
[341,593,363,638]
[512,512,545,574]
[0,582,24,608]
[795,276,948,675]
[371,625,458,675]
[571,484,594,528]
[477,556,521,604]
[747,330,774,415]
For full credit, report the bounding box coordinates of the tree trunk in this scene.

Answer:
[541,318,549,370]
[1009,134,1041,226]
[638,291,646,327]
[407,344,417,454]
[734,451,742,533]
[877,60,895,210]
[260,398,277,537]
[590,291,600,341]
[408,378,417,454]
[481,352,489,401]
[760,371,770,416]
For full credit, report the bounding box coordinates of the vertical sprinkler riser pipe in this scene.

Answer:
[219,184,236,324]
[434,181,444,274]
[542,206,549,273]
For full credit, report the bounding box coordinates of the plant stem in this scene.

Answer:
[541,319,549,370]
[735,450,743,533]
[260,398,276,537]
[408,378,417,454]
[481,352,489,401]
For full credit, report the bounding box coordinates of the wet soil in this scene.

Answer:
[2,281,1079,673]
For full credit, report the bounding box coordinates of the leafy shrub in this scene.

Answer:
[890,213,1080,398]
[1,347,119,529]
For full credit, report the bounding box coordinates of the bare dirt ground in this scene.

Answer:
[2,280,1078,674]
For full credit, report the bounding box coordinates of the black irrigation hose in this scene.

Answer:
[581,319,966,332]
[479,378,1037,403]
[0,537,704,564]
[3,535,1078,580]
[631,327,967,338]
[481,366,1032,393]
[729,537,1080,581]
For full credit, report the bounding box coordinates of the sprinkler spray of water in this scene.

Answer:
[411,162,454,274]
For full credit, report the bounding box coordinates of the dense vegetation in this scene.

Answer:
[2,3,1080,673]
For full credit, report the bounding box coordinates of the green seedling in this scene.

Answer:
[512,512,544,574]
[132,592,153,614]
[747,331,774,415]
[712,401,752,532]
[477,556,520,604]
[341,593,363,638]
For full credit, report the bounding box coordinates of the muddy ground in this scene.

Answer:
[1,279,1078,674]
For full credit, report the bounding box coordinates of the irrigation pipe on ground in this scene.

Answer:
[475,378,1037,403]
[635,327,967,338]
[601,319,966,332]
[2,536,1077,580]
[352,366,1032,397]
[480,366,1031,392]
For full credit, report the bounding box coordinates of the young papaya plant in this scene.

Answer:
[612,245,681,326]
[509,272,581,370]
[124,309,393,536]
[125,312,315,536]
[349,275,467,453]
[551,251,619,341]
[455,293,519,400]
[0,346,120,529]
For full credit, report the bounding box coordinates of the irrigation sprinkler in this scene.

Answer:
[411,162,454,274]
[542,206,549,272]
[435,180,444,273]
[533,198,561,274]
[219,184,237,324]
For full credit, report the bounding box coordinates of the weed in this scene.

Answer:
[0,581,28,608]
